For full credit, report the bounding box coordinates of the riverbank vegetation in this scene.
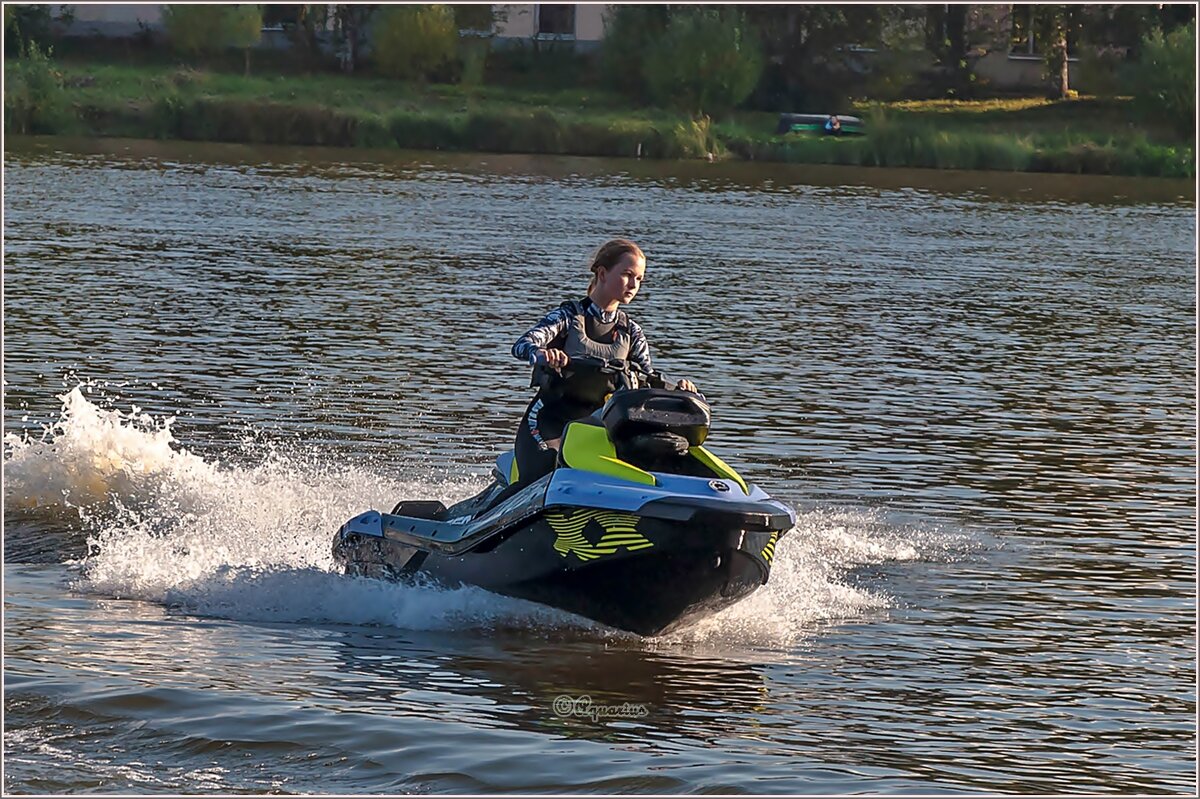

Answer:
[4,4,1195,178]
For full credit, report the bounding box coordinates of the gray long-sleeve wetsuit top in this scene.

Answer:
[512,297,652,373]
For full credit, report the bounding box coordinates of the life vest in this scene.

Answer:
[533,300,634,408]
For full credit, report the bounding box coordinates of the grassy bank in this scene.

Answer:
[6,58,1194,178]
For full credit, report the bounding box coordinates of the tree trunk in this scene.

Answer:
[925,4,947,62]
[946,4,968,95]
[243,47,251,77]
[1051,28,1069,98]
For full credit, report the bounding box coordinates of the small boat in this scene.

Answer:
[776,113,866,136]
[332,357,795,636]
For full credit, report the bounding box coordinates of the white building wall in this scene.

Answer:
[576,4,609,42]
[495,4,537,38]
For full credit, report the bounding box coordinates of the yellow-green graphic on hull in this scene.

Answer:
[546,509,654,561]
[761,531,778,564]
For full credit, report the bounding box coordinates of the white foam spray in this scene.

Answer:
[4,386,977,643]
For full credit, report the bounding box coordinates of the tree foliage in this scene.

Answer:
[599,5,671,98]
[4,4,74,51]
[371,4,457,81]
[163,4,262,62]
[741,4,895,109]
[1127,20,1196,137]
[642,8,762,116]
[1078,3,1196,56]
[4,40,68,135]
[924,4,972,96]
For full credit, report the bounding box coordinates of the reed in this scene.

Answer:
[721,113,1192,178]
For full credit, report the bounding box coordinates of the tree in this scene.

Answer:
[288,4,328,69]
[599,5,672,98]
[741,5,896,109]
[1031,5,1074,99]
[1024,4,1196,100]
[162,4,262,71]
[226,5,263,76]
[333,4,377,73]
[4,4,74,52]
[371,4,456,81]
[642,7,762,117]
[1127,19,1196,137]
[925,4,970,95]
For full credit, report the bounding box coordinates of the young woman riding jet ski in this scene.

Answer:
[332,239,795,636]
[511,238,699,485]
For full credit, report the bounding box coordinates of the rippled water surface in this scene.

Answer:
[4,136,1196,794]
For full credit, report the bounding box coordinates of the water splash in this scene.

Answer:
[655,506,979,648]
[4,387,978,642]
[3,386,203,510]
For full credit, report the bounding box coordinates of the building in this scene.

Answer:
[493,4,609,52]
[967,5,1084,93]
[56,3,612,51]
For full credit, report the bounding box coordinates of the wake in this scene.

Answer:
[5,386,978,645]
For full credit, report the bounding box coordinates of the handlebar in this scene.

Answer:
[531,352,695,394]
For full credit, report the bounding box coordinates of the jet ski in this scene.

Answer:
[332,357,795,636]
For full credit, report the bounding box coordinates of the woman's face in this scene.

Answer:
[596,252,646,305]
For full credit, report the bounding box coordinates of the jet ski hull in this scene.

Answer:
[333,468,791,636]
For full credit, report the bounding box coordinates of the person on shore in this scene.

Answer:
[824,114,843,136]
[511,238,699,483]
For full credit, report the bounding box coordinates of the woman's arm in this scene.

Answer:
[512,305,572,363]
[627,318,652,373]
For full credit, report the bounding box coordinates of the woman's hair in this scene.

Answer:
[587,238,644,293]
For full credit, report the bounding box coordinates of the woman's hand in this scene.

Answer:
[677,378,698,393]
[539,348,569,369]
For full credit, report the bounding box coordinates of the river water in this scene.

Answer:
[3,136,1195,794]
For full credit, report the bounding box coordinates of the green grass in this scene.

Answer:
[5,56,1193,178]
[715,95,1193,177]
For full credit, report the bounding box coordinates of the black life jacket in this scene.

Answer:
[532,300,634,408]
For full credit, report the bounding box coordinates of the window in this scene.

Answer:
[537,4,575,37]
[1009,5,1036,55]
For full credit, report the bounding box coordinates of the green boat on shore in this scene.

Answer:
[776,113,866,136]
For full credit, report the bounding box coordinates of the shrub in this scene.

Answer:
[642,8,762,117]
[1125,20,1195,137]
[372,4,457,81]
[4,41,71,135]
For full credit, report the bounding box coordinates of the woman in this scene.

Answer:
[511,238,698,483]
